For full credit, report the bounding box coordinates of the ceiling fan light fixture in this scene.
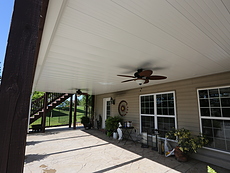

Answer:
[76,89,82,96]
[136,79,145,85]
[117,69,167,85]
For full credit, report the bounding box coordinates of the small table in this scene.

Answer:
[120,126,135,145]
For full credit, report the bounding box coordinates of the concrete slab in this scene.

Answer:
[24,127,230,173]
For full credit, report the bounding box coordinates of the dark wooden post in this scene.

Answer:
[85,95,89,117]
[69,95,73,128]
[0,0,49,172]
[90,95,95,128]
[41,92,48,132]
[91,95,95,116]
[73,94,77,129]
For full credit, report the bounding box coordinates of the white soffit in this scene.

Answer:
[33,0,230,95]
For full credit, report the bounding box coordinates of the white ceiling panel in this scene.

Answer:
[33,0,230,95]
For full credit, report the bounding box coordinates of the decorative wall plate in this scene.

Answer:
[118,100,128,116]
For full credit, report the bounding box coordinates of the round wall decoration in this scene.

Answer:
[118,100,128,116]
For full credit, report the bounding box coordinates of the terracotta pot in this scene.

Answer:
[174,146,188,162]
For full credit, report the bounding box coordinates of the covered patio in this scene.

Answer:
[1,0,230,172]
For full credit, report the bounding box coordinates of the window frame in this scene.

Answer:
[139,91,177,137]
[197,86,230,154]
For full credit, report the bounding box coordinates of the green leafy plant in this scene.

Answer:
[166,128,209,154]
[32,91,45,101]
[207,166,217,173]
[81,116,91,129]
[105,116,123,136]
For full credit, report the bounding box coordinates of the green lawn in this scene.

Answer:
[30,106,86,128]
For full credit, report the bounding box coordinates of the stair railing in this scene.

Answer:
[30,92,67,116]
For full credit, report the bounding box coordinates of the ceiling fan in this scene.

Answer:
[117,69,167,85]
[76,89,88,96]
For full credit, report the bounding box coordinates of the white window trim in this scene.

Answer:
[102,97,111,129]
[197,85,230,154]
[139,91,177,134]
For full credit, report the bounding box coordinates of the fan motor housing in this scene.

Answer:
[134,69,143,78]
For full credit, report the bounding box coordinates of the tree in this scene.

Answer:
[58,99,70,108]
[80,95,93,107]
[80,95,93,118]
[32,91,45,101]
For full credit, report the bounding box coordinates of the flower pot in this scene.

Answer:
[113,132,118,139]
[174,146,188,162]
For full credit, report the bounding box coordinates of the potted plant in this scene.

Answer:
[105,116,123,138]
[81,116,91,129]
[166,128,209,162]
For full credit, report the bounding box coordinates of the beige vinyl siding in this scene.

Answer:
[95,71,230,133]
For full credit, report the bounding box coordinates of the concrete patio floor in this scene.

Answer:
[24,126,230,173]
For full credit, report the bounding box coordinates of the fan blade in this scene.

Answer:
[117,75,135,78]
[121,79,136,83]
[149,75,167,80]
[139,70,152,77]
[144,79,149,84]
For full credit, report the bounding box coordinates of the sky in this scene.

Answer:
[0,0,14,76]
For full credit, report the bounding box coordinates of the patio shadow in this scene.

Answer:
[25,142,109,164]
[25,154,48,164]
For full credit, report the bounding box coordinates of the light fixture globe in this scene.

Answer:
[135,79,145,85]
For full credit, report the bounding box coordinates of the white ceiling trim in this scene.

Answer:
[33,0,67,91]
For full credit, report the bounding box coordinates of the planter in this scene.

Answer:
[113,132,118,139]
[174,146,188,162]
[166,128,209,162]
[84,123,91,130]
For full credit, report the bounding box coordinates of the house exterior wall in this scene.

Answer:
[95,71,230,133]
[94,71,230,169]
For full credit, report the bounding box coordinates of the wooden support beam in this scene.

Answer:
[91,95,95,115]
[85,95,89,117]
[73,95,77,129]
[91,95,95,128]
[69,95,73,128]
[0,0,49,172]
[41,92,48,132]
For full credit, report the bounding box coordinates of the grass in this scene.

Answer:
[30,106,86,128]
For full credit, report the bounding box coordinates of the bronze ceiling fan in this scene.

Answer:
[76,89,88,96]
[117,69,167,85]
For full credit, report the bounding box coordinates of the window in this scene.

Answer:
[140,91,177,137]
[198,86,230,152]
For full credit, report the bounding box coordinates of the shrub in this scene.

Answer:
[105,116,123,136]
[81,116,90,126]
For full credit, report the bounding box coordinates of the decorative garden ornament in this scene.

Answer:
[117,122,123,140]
